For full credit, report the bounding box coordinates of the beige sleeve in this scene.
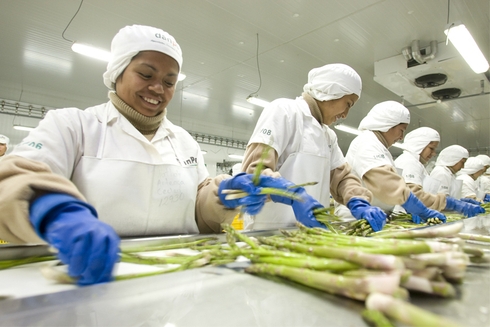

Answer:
[241,143,278,174]
[407,183,447,211]
[0,155,87,244]
[330,163,372,205]
[362,165,411,206]
[195,174,240,234]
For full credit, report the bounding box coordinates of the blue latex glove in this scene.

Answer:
[268,180,326,229]
[445,196,485,218]
[30,193,120,286]
[218,173,291,215]
[346,198,387,232]
[460,198,481,205]
[401,192,446,224]
[484,194,490,203]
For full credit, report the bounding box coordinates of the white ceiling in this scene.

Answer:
[0,0,489,166]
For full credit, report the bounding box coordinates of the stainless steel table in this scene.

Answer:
[0,217,489,327]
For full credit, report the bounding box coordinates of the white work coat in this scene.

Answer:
[245,96,345,230]
[456,174,480,199]
[477,175,490,195]
[344,130,397,212]
[12,101,208,236]
[430,165,462,198]
[394,151,440,194]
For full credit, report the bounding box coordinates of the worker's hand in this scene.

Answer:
[401,192,446,224]
[218,173,291,215]
[346,198,387,232]
[445,196,485,217]
[484,194,490,203]
[460,197,481,205]
[29,194,120,286]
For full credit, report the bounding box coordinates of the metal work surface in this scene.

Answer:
[0,218,489,326]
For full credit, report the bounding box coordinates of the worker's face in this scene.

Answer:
[473,169,485,180]
[318,94,359,125]
[381,123,408,147]
[115,51,179,117]
[0,143,6,156]
[419,141,439,164]
[450,158,467,173]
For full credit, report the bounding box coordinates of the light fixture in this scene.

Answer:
[228,154,245,160]
[13,125,35,131]
[334,124,361,135]
[201,150,207,155]
[178,73,186,81]
[246,95,270,108]
[71,43,112,62]
[444,22,489,74]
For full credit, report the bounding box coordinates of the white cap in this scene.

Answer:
[459,157,485,175]
[0,134,8,145]
[358,101,410,132]
[400,127,440,155]
[475,154,490,167]
[435,145,469,166]
[303,63,362,101]
[103,25,183,89]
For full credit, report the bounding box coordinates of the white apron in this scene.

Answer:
[248,152,331,230]
[71,115,199,237]
[449,179,463,199]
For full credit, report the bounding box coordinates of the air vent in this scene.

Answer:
[431,88,461,100]
[414,73,447,88]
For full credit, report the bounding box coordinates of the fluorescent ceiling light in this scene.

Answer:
[72,43,112,62]
[178,73,186,81]
[13,125,35,131]
[228,154,244,160]
[444,22,489,74]
[334,124,361,135]
[201,150,207,155]
[246,95,270,108]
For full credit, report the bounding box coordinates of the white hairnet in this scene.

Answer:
[400,127,440,154]
[459,157,484,175]
[475,154,490,167]
[435,145,469,166]
[0,134,9,149]
[303,64,362,101]
[358,101,410,132]
[103,25,183,90]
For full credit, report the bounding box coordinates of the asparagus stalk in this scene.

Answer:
[257,237,404,271]
[372,221,463,239]
[245,263,401,301]
[0,255,57,270]
[249,255,358,272]
[365,292,462,327]
[121,237,218,253]
[222,223,260,249]
[361,309,395,327]
[458,233,490,243]
[401,275,456,297]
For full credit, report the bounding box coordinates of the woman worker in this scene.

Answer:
[394,128,483,217]
[456,157,487,201]
[475,154,490,202]
[343,101,446,224]
[0,25,293,285]
[241,63,386,232]
[429,145,469,198]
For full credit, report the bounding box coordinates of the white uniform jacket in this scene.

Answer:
[246,96,346,230]
[394,151,440,194]
[345,130,396,212]
[477,175,490,195]
[456,174,479,199]
[11,101,208,236]
[430,165,462,198]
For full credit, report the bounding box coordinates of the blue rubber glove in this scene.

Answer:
[346,198,387,232]
[445,196,485,217]
[30,194,120,286]
[268,180,326,229]
[401,192,446,224]
[218,173,292,215]
[460,198,481,205]
[484,194,490,203]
